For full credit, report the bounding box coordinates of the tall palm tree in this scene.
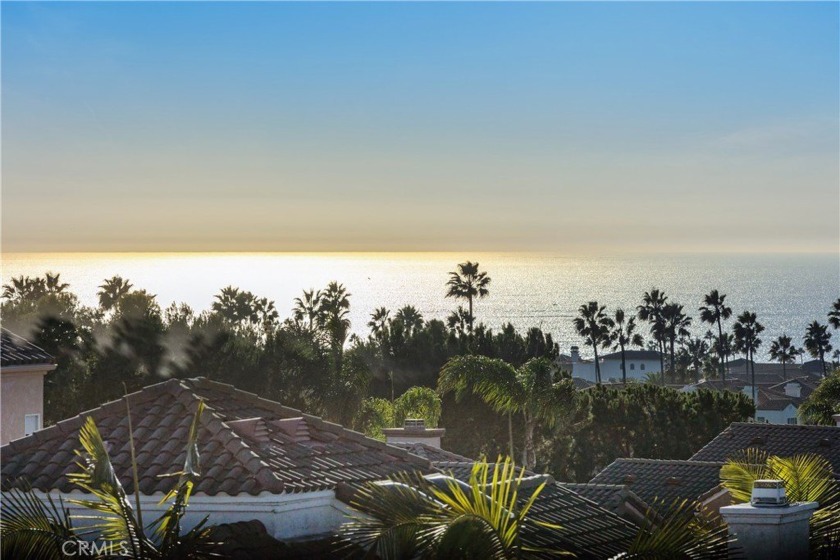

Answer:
[97,276,134,312]
[439,355,575,469]
[573,301,613,384]
[684,337,709,382]
[637,289,668,381]
[829,298,840,330]
[805,321,833,378]
[341,458,569,559]
[769,334,802,381]
[445,261,491,335]
[395,305,424,338]
[367,307,390,341]
[699,290,733,381]
[292,288,323,333]
[320,282,352,364]
[733,311,764,403]
[608,308,644,384]
[661,303,692,381]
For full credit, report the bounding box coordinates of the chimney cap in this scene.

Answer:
[404,418,426,430]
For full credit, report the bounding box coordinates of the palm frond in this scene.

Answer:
[624,500,733,560]
[0,484,77,560]
[341,458,571,559]
[719,449,769,503]
[66,416,152,557]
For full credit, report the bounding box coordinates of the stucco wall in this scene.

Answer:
[1,367,51,445]
[27,489,355,541]
[572,359,661,383]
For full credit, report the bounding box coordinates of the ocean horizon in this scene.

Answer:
[3,251,838,361]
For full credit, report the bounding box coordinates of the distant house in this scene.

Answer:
[2,377,638,557]
[570,346,662,383]
[1,329,56,445]
[682,375,819,425]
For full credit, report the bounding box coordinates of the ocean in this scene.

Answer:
[2,252,838,361]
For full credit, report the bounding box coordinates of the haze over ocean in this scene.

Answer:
[4,252,837,361]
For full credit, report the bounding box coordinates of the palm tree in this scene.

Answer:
[769,334,802,381]
[341,458,569,559]
[445,261,491,335]
[573,301,613,384]
[446,306,471,337]
[44,272,70,294]
[805,321,833,378]
[829,298,840,329]
[395,305,424,338]
[720,449,840,556]
[661,303,692,381]
[733,311,764,403]
[684,337,709,382]
[1,401,216,559]
[292,288,323,333]
[367,307,390,341]
[98,276,134,312]
[608,308,644,384]
[439,355,575,469]
[637,289,668,380]
[320,281,352,364]
[699,290,733,381]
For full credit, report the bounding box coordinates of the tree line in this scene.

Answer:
[3,262,835,479]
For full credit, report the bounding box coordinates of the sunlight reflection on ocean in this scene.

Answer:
[2,252,838,360]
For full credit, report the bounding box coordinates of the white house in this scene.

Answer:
[570,346,662,383]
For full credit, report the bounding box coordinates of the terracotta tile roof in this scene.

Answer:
[588,458,724,508]
[516,483,637,559]
[1,377,430,496]
[559,483,649,521]
[690,422,840,472]
[1,329,55,367]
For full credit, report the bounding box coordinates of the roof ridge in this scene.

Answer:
[185,377,431,471]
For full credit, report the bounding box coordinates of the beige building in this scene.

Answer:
[1,329,56,445]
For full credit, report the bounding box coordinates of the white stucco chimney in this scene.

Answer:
[833,413,840,427]
[570,346,580,363]
[383,419,445,449]
[783,382,801,398]
[719,480,817,560]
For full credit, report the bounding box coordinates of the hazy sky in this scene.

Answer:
[2,2,838,253]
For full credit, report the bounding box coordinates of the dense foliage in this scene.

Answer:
[4,269,834,480]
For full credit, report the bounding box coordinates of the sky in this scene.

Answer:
[2,2,838,253]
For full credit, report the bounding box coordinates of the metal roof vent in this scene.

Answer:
[665,477,681,486]
[749,437,765,446]
[750,479,788,507]
[623,474,636,484]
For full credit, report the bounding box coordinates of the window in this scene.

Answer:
[640,363,646,371]
[630,363,635,370]
[755,416,767,424]
[787,418,798,425]
[24,414,41,436]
